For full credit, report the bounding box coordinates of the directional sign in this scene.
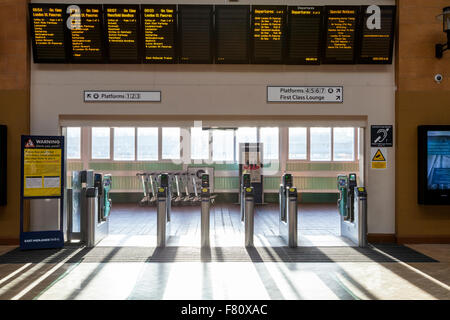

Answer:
[371,125,393,147]
[84,91,161,102]
[267,86,343,103]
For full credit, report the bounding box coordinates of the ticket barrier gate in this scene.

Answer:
[67,170,111,247]
[200,174,211,248]
[240,174,255,247]
[279,174,298,248]
[157,173,171,247]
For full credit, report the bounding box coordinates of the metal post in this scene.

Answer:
[157,184,169,248]
[201,188,210,248]
[286,187,298,248]
[357,187,368,248]
[67,188,73,242]
[244,187,255,247]
[85,187,98,248]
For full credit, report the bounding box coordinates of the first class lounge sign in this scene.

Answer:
[267,86,343,103]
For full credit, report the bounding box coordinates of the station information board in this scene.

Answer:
[104,5,140,63]
[68,5,104,63]
[252,6,286,64]
[286,6,323,65]
[323,6,359,64]
[29,4,67,63]
[358,5,396,64]
[215,5,250,64]
[179,5,214,64]
[142,5,177,63]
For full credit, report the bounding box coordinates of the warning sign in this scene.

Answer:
[372,149,386,161]
[371,148,387,170]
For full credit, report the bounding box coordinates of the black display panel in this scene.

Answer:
[0,125,6,206]
[179,5,213,64]
[29,4,68,63]
[104,5,141,63]
[251,5,286,64]
[418,126,450,205]
[323,6,359,64]
[142,5,177,63]
[358,5,396,64]
[67,5,105,63]
[286,6,323,65]
[215,5,250,64]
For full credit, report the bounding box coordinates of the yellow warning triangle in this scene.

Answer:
[372,149,386,161]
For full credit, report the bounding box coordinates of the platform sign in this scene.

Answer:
[371,125,393,147]
[267,86,343,103]
[20,136,65,250]
[371,147,387,170]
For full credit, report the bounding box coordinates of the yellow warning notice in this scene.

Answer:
[23,148,62,197]
[371,161,387,169]
[372,149,386,161]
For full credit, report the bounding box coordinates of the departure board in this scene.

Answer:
[323,6,359,64]
[358,6,396,64]
[29,4,67,63]
[68,5,104,63]
[286,6,323,65]
[179,5,213,64]
[215,5,250,64]
[142,5,177,63]
[252,6,286,64]
[104,5,140,63]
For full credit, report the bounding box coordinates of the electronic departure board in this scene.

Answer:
[358,6,396,64]
[287,6,323,65]
[29,4,67,63]
[68,5,104,63]
[142,5,177,63]
[215,5,250,64]
[323,6,360,64]
[104,5,140,63]
[252,6,286,64]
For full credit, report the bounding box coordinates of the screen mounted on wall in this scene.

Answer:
[0,125,6,206]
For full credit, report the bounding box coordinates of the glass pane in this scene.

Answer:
[92,127,110,159]
[288,127,307,160]
[310,127,331,161]
[235,127,257,160]
[191,127,209,160]
[212,130,234,161]
[137,128,158,161]
[162,127,180,159]
[67,127,81,159]
[260,127,279,160]
[334,128,355,161]
[113,127,135,161]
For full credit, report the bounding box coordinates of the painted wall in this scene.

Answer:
[396,0,450,243]
[29,0,396,235]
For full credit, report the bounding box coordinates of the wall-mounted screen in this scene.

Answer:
[418,125,450,205]
[142,5,177,63]
[179,5,213,64]
[0,125,6,206]
[358,5,396,64]
[67,4,105,63]
[29,4,67,63]
[286,6,323,65]
[251,5,286,64]
[323,6,359,64]
[104,5,140,63]
[215,5,250,64]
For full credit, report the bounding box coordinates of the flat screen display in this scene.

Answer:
[0,125,6,206]
[104,5,141,63]
[142,5,177,63]
[251,5,286,64]
[179,5,214,64]
[29,4,68,63]
[215,5,250,64]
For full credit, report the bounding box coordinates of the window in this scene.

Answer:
[191,127,209,160]
[162,127,180,159]
[113,127,135,161]
[289,127,307,160]
[235,127,257,161]
[333,128,355,161]
[212,129,234,161]
[137,128,158,161]
[259,127,279,160]
[310,127,331,161]
[67,127,81,159]
[91,127,110,159]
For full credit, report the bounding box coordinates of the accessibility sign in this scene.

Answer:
[371,125,393,147]
[371,148,387,170]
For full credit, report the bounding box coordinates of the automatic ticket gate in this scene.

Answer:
[67,170,111,247]
[200,174,211,248]
[240,174,255,247]
[157,173,171,247]
[279,174,298,248]
[337,173,368,247]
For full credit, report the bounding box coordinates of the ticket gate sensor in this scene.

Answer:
[279,174,298,248]
[243,186,255,247]
[102,174,113,219]
[241,173,251,222]
[157,173,171,247]
[340,186,368,247]
[337,175,349,219]
[200,174,211,248]
[347,173,357,222]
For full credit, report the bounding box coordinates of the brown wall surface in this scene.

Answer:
[0,0,29,244]
[396,0,450,243]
